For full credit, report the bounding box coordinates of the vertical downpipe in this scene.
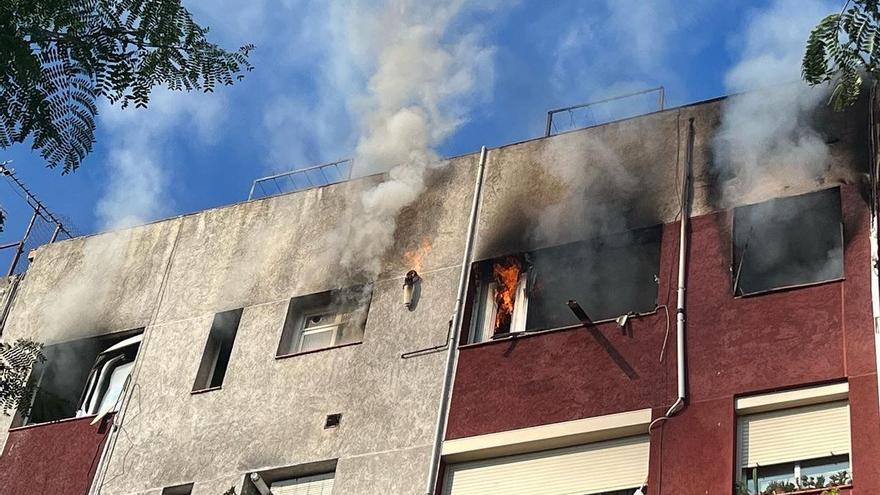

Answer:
[867,82,880,416]
[670,117,694,416]
[425,146,488,495]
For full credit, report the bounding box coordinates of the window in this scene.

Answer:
[192,308,242,392]
[442,435,649,495]
[18,329,142,426]
[736,385,852,494]
[161,483,193,495]
[76,333,142,420]
[733,187,843,296]
[270,472,335,495]
[246,462,337,495]
[277,286,372,356]
[467,226,662,343]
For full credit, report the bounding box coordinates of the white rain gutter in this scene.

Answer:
[424,146,489,495]
[668,117,695,417]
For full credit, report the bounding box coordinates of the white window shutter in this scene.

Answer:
[270,472,335,495]
[443,435,648,495]
[738,401,850,468]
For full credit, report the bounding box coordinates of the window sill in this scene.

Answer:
[9,413,106,432]
[733,276,845,298]
[191,385,222,395]
[275,341,363,360]
[459,309,659,349]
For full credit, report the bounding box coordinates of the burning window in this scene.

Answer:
[467,226,662,343]
[18,329,142,426]
[276,285,372,356]
[192,308,242,392]
[733,187,843,296]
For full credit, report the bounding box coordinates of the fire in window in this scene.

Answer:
[467,226,662,343]
[277,285,372,356]
[733,187,843,296]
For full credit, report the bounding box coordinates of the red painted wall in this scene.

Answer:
[0,415,113,495]
[447,185,880,494]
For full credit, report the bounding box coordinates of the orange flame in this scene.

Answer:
[405,239,432,272]
[492,257,523,333]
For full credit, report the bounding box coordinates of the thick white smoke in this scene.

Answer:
[713,0,836,205]
[324,0,495,277]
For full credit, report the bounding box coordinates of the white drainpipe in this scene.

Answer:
[668,118,694,416]
[424,146,488,495]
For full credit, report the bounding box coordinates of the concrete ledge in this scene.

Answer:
[441,408,652,463]
[735,382,849,415]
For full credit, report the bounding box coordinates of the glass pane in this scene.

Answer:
[756,463,796,494]
[801,454,850,485]
[300,329,335,353]
[304,313,338,329]
[96,361,134,414]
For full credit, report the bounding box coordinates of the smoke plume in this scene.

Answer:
[713,0,835,205]
[323,0,494,277]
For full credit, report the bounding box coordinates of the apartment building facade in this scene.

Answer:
[0,91,879,495]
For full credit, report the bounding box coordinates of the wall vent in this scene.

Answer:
[324,413,342,429]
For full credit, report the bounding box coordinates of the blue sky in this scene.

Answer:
[0,0,839,263]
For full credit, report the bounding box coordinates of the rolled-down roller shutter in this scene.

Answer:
[738,401,850,468]
[443,435,649,495]
[270,472,334,495]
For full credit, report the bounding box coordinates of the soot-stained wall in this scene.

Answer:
[448,185,880,493]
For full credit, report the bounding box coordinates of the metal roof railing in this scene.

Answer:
[248,159,353,200]
[545,86,665,137]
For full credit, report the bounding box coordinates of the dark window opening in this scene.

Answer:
[733,187,843,296]
[467,226,662,343]
[277,285,372,356]
[17,329,142,426]
[193,308,242,391]
[162,483,194,495]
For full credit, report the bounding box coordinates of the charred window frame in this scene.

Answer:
[466,226,662,344]
[16,328,143,427]
[276,285,372,357]
[192,308,242,392]
[732,187,844,297]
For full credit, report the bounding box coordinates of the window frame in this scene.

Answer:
[731,187,845,297]
[735,383,852,494]
[276,285,372,358]
[192,308,242,393]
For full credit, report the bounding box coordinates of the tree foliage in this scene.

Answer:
[803,0,880,110]
[0,338,44,415]
[0,0,253,172]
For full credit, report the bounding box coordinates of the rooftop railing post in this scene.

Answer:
[7,207,38,276]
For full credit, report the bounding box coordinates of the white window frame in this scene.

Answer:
[735,383,852,493]
[297,309,352,352]
[471,270,529,343]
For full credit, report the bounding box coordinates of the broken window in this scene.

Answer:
[467,226,662,343]
[733,187,843,296]
[18,329,142,426]
[277,285,372,356]
[192,308,242,392]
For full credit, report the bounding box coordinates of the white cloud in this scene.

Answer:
[96,90,226,230]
